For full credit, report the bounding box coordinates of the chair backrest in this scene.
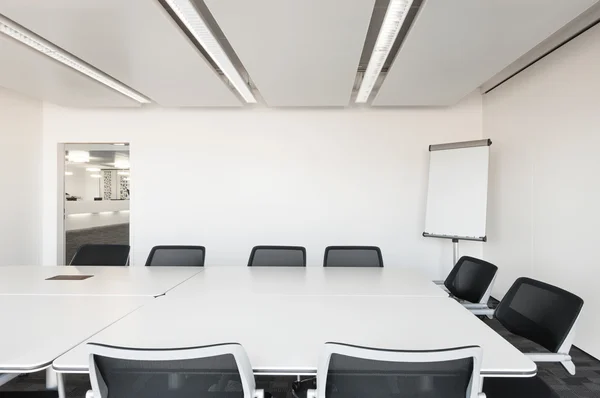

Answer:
[312,343,482,398]
[88,343,259,398]
[444,256,498,303]
[495,277,584,353]
[247,246,306,267]
[323,246,383,267]
[145,245,205,267]
[70,244,130,266]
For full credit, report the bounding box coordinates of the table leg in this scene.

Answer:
[58,373,66,398]
[46,367,58,389]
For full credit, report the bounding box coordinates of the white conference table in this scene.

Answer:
[169,266,448,298]
[53,295,536,378]
[0,265,202,297]
[0,295,148,374]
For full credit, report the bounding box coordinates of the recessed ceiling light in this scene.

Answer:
[67,150,90,163]
[118,171,130,176]
[86,167,101,172]
[356,0,414,103]
[90,174,102,178]
[0,15,152,105]
[65,171,73,176]
[163,0,257,104]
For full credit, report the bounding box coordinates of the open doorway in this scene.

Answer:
[62,143,130,265]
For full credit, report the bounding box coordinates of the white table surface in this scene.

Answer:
[53,295,536,377]
[0,266,203,297]
[169,266,448,298]
[0,295,149,372]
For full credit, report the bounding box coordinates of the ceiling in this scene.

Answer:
[0,0,598,108]
[65,144,130,170]
[374,0,599,106]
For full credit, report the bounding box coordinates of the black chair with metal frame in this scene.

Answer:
[86,343,264,398]
[323,246,383,267]
[145,245,205,267]
[307,343,484,398]
[247,246,306,267]
[437,256,498,312]
[70,244,130,266]
[481,277,583,398]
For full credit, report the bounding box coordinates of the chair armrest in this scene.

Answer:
[462,303,491,309]
[525,352,575,375]
[478,393,486,398]
[470,308,495,317]
[525,353,570,362]
[306,389,317,398]
[86,390,94,398]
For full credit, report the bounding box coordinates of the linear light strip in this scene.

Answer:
[164,0,257,104]
[356,0,414,103]
[0,15,151,104]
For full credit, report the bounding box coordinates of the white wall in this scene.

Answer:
[0,88,42,265]
[65,169,103,200]
[65,200,130,231]
[483,24,600,357]
[42,92,483,273]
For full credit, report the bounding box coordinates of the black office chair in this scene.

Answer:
[492,277,583,375]
[307,343,484,398]
[70,244,130,266]
[323,246,383,267]
[87,343,264,398]
[479,277,582,397]
[145,245,205,267]
[440,256,498,311]
[247,246,306,267]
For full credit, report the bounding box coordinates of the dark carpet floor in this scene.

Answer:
[1,300,599,397]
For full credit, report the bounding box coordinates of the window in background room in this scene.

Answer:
[62,143,130,264]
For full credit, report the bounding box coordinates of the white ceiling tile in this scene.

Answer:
[0,36,139,107]
[0,0,242,107]
[374,0,599,106]
[204,0,376,107]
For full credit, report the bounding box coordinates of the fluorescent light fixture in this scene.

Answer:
[0,15,151,104]
[113,143,126,146]
[118,171,130,176]
[64,171,73,176]
[90,174,102,178]
[67,150,90,163]
[356,0,414,103]
[163,0,257,104]
[86,167,101,172]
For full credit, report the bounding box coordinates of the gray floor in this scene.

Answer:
[2,301,599,397]
[65,223,129,264]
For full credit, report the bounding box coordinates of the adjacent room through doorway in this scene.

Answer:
[62,143,130,264]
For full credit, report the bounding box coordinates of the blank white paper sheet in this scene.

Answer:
[424,144,490,240]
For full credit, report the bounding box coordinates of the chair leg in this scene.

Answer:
[562,360,576,375]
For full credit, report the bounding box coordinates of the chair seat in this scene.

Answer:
[484,319,551,355]
[483,376,558,398]
[0,393,59,398]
